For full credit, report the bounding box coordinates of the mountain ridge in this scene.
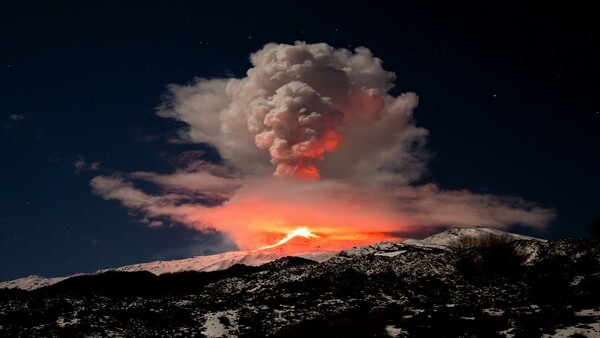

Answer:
[0,227,542,291]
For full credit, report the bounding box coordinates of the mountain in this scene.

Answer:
[0,234,339,291]
[417,226,545,246]
[1,227,599,337]
[0,275,70,291]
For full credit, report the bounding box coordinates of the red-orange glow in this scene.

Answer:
[274,163,321,180]
[322,129,342,152]
[181,178,408,253]
[272,129,343,180]
[293,165,320,180]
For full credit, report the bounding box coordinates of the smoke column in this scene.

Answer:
[158,42,428,184]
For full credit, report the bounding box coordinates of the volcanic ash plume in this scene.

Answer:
[90,42,555,252]
[158,42,427,184]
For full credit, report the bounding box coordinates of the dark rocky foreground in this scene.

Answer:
[1,237,599,337]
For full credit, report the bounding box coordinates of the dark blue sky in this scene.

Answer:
[1,1,598,281]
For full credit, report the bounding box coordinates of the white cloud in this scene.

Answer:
[74,156,100,172]
[7,114,24,121]
[4,114,25,129]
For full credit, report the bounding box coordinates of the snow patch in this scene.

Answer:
[498,328,515,337]
[201,310,239,337]
[483,308,505,316]
[575,308,600,316]
[375,251,405,257]
[56,316,80,328]
[385,325,408,337]
[540,308,600,337]
[542,320,600,338]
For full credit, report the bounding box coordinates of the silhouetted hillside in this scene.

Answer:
[37,264,260,296]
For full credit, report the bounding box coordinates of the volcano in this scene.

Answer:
[0,226,546,291]
[0,227,400,291]
[0,230,346,291]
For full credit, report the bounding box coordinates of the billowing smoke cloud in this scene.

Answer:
[91,42,555,250]
[157,42,427,184]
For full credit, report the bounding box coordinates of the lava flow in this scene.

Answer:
[258,227,319,250]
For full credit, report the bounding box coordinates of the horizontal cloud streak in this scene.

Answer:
[91,172,554,249]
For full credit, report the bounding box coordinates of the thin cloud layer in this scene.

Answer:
[91,42,555,250]
[91,175,554,250]
[4,114,25,129]
[74,156,100,173]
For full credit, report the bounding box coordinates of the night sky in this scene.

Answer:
[1,1,598,281]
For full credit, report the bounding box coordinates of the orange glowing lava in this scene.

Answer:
[258,227,319,250]
[251,225,400,254]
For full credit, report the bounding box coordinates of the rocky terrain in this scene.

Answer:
[1,227,599,337]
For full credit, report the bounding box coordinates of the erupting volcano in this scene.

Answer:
[254,226,397,254]
[90,42,554,257]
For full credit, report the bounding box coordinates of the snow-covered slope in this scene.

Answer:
[339,227,544,258]
[101,248,336,275]
[0,275,70,291]
[0,237,336,291]
[420,226,545,246]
